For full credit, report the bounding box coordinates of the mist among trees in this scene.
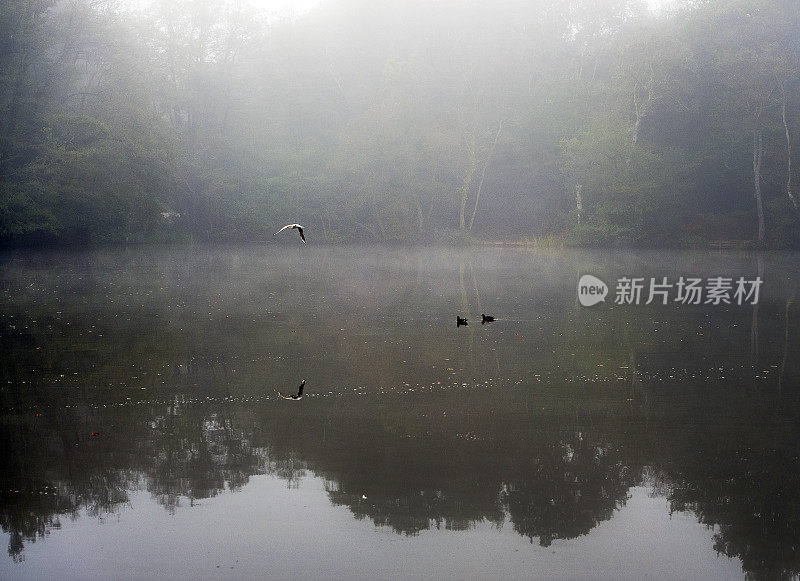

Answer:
[1,0,799,247]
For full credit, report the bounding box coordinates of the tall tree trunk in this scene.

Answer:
[631,66,655,147]
[632,100,641,146]
[469,120,504,232]
[782,88,798,212]
[459,135,477,230]
[753,128,765,245]
[577,42,587,81]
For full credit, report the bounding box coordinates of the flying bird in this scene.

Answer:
[481,314,495,324]
[275,223,306,243]
[276,380,305,400]
[456,316,468,327]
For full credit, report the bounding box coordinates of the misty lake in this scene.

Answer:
[1,244,798,580]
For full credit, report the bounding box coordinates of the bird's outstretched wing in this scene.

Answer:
[297,381,305,397]
[275,224,293,235]
[297,227,306,243]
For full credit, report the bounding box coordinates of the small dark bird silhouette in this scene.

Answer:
[275,223,306,243]
[276,380,305,400]
[456,316,468,327]
[481,314,495,324]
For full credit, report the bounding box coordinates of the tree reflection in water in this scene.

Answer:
[2,380,799,578]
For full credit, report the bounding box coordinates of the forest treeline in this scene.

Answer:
[1,0,799,247]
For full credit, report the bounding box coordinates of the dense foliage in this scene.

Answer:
[1,0,799,246]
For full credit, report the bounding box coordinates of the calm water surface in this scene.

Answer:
[1,245,798,580]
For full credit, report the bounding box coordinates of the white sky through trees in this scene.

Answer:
[124,0,677,19]
[245,0,676,18]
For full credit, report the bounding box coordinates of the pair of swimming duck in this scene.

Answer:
[457,314,494,326]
